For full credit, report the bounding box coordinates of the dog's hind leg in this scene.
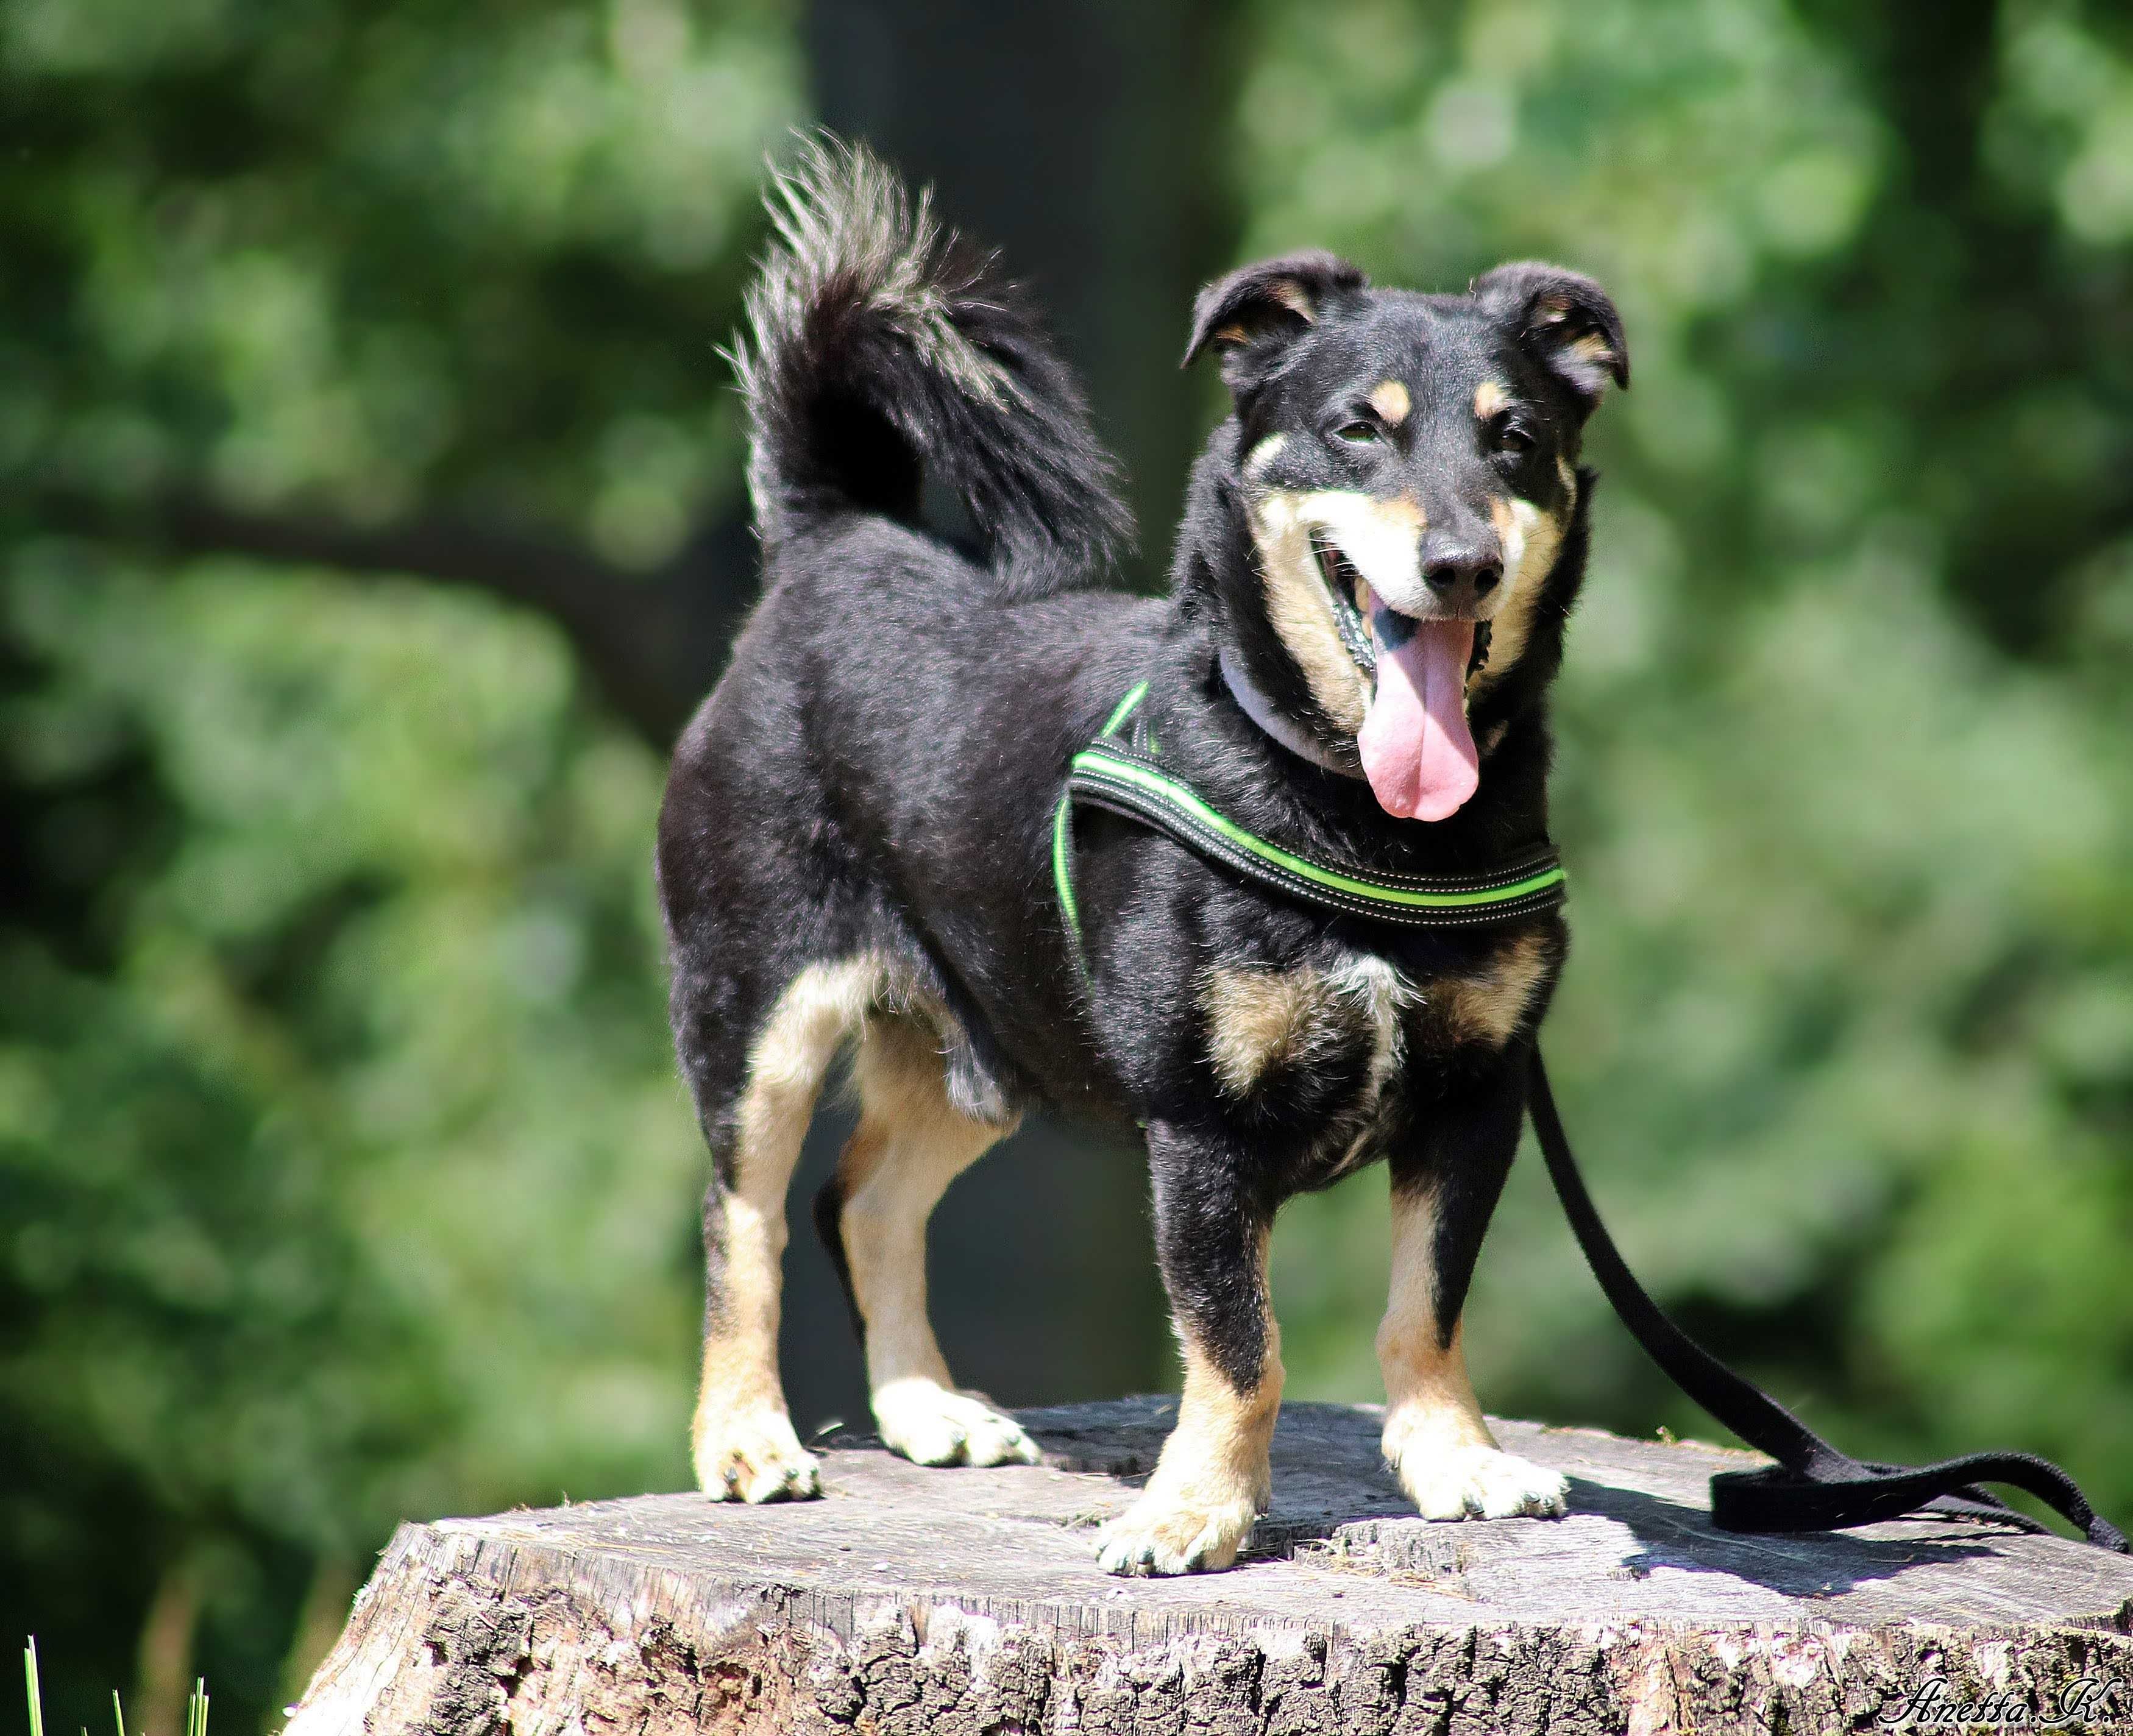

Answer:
[1377,1050,1567,1522]
[818,1011,1039,1468]
[686,955,882,1501]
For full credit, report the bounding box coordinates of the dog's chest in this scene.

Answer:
[1196,928,1555,1150]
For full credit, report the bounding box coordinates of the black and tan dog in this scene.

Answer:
[658,143,1626,1575]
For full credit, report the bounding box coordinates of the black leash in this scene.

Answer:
[1057,679,2129,1552]
[1527,1047,2129,1552]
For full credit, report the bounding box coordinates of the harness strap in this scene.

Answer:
[1052,681,1151,948]
[1053,679,2129,1553]
[1054,684,1566,944]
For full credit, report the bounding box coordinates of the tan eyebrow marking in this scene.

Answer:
[1368,380,1411,426]
[1474,378,1511,420]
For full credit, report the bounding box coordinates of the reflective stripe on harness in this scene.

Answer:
[1052,681,1565,948]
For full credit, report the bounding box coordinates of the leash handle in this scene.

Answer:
[1526,1047,2129,1554]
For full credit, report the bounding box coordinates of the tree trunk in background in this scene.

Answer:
[131,1551,201,1736]
[767,0,1240,1431]
[809,0,1234,566]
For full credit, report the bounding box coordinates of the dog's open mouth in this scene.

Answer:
[1309,531,1482,823]
[1310,533,1378,676]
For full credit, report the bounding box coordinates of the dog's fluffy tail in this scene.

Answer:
[733,138,1134,592]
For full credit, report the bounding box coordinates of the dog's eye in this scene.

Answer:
[1492,422,1535,456]
[1333,422,1380,445]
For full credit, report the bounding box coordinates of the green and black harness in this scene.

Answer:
[1054,681,1567,946]
[1053,679,2128,1554]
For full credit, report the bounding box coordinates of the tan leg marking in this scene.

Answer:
[1474,494,1568,695]
[836,1013,1036,1467]
[1379,1182,1567,1521]
[1429,930,1552,1049]
[1098,1232,1283,1576]
[1473,377,1511,420]
[693,957,882,1501]
[1369,380,1411,426]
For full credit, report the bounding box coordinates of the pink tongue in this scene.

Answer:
[1357,613,1478,821]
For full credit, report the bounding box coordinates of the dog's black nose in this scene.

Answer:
[1422,544,1503,606]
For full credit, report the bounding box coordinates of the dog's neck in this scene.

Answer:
[1183,457,1374,768]
[1216,642,1361,778]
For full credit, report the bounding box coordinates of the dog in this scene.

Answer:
[657,141,1626,1576]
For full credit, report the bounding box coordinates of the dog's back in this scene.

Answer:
[659,140,1155,1096]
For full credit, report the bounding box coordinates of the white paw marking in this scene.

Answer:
[1392,1441,1569,1522]
[873,1379,1040,1469]
[1095,1492,1260,1577]
[694,1409,823,1503]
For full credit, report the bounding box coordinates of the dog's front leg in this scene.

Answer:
[1097,1122,1281,1576]
[1379,1047,1567,1521]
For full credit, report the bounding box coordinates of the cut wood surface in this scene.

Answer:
[290,1397,2133,1734]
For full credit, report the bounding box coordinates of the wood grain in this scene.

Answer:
[289,1398,2133,1733]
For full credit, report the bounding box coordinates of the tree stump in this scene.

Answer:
[289,1398,2133,1734]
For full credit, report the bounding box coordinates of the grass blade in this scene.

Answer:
[112,1689,126,1736]
[25,1638,44,1736]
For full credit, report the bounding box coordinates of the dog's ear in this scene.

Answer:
[1182,250,1368,374]
[1473,262,1628,408]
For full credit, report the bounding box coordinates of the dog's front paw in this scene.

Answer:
[1391,1440,1568,1522]
[694,1408,823,1503]
[873,1378,1041,1468]
[1095,1490,1260,1576]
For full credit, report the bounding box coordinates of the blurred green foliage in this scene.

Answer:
[4,0,2132,1730]
[3,0,800,1726]
[2,0,795,556]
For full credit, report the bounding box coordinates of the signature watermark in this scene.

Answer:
[1878,1675,2131,1728]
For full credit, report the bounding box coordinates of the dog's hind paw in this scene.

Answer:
[873,1378,1041,1468]
[1095,1492,1260,1576]
[694,1409,823,1503]
[1394,1442,1568,1522]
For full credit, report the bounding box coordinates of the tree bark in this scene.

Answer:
[291,1398,2133,1735]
